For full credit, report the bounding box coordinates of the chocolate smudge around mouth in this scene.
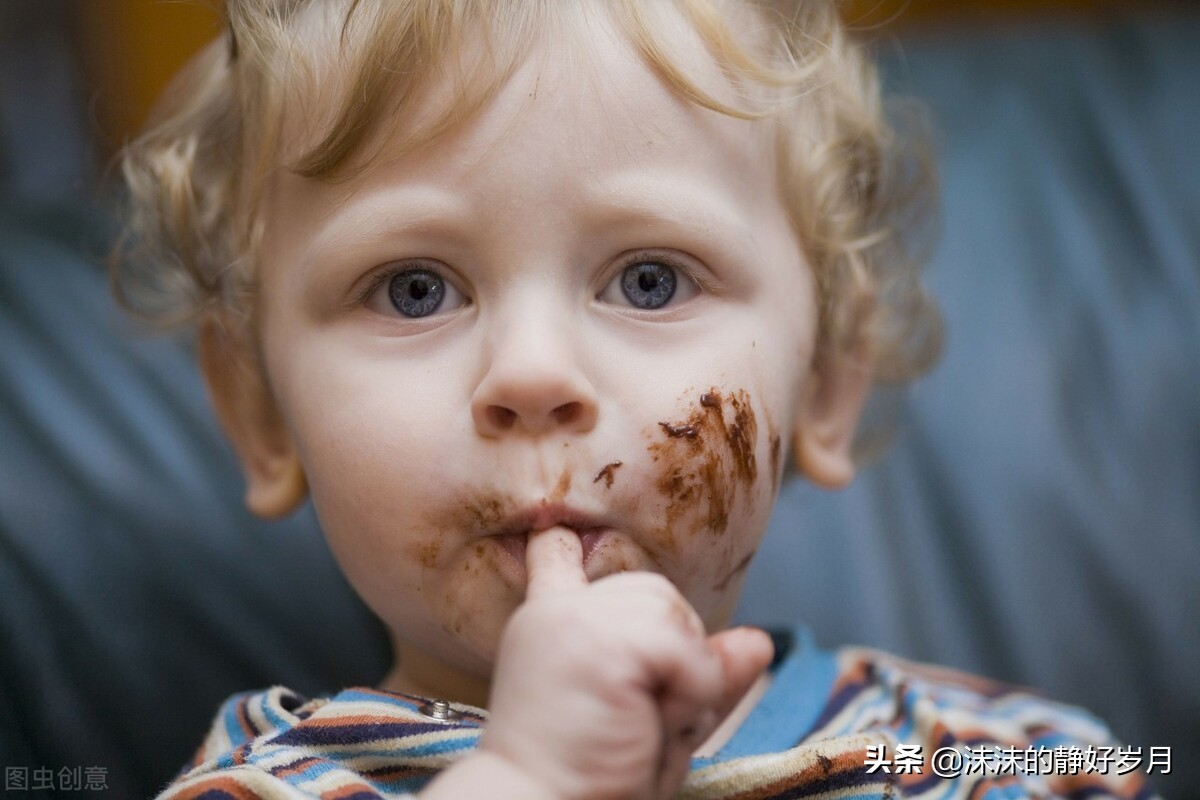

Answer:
[417,539,442,568]
[549,468,572,503]
[593,461,623,489]
[461,495,506,531]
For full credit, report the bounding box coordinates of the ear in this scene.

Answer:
[198,317,308,518]
[792,343,873,490]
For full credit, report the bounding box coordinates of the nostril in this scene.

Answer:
[552,401,583,427]
[488,406,517,429]
[476,398,595,435]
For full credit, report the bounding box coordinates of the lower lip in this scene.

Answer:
[492,528,611,574]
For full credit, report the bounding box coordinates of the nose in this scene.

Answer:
[471,315,599,438]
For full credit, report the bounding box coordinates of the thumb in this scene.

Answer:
[708,627,774,717]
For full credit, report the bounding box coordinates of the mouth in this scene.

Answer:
[487,504,613,570]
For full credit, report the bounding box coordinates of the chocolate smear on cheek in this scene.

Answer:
[659,421,699,439]
[724,391,758,485]
[593,461,623,489]
[649,388,760,543]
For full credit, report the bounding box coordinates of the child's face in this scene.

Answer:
[224,8,865,697]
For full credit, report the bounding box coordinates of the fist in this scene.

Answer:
[479,526,773,800]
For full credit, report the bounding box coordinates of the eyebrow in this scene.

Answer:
[299,170,764,279]
[576,172,762,258]
[299,186,472,276]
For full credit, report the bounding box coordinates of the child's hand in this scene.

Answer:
[476,526,773,800]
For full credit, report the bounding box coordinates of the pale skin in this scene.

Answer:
[200,5,871,799]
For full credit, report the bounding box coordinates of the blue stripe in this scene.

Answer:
[220,692,257,747]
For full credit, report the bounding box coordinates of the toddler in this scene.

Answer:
[117,0,1152,797]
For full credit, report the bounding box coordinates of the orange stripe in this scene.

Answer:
[235,699,256,739]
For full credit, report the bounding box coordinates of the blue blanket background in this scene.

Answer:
[1,8,1196,797]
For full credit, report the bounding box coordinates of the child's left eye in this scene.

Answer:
[598,257,699,310]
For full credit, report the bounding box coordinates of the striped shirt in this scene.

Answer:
[160,630,1156,799]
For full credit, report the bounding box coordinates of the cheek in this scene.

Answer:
[269,327,474,518]
[633,384,788,625]
[262,341,518,656]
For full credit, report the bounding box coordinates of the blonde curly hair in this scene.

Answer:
[114,0,940,384]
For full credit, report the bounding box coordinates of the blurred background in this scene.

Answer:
[1,0,1196,797]
[3,0,1187,186]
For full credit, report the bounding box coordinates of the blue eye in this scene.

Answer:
[389,269,445,317]
[620,262,677,309]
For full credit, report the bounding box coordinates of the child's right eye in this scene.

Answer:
[390,268,445,317]
[364,265,468,319]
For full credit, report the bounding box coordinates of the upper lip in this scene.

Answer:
[489,504,611,538]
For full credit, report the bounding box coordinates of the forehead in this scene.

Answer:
[271,0,777,182]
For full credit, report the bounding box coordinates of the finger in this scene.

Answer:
[656,724,707,799]
[656,628,773,781]
[653,630,726,759]
[655,626,769,736]
[524,525,588,601]
[656,679,719,799]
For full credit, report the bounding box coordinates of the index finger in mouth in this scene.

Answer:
[524,525,588,600]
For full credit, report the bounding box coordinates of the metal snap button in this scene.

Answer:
[418,699,462,722]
